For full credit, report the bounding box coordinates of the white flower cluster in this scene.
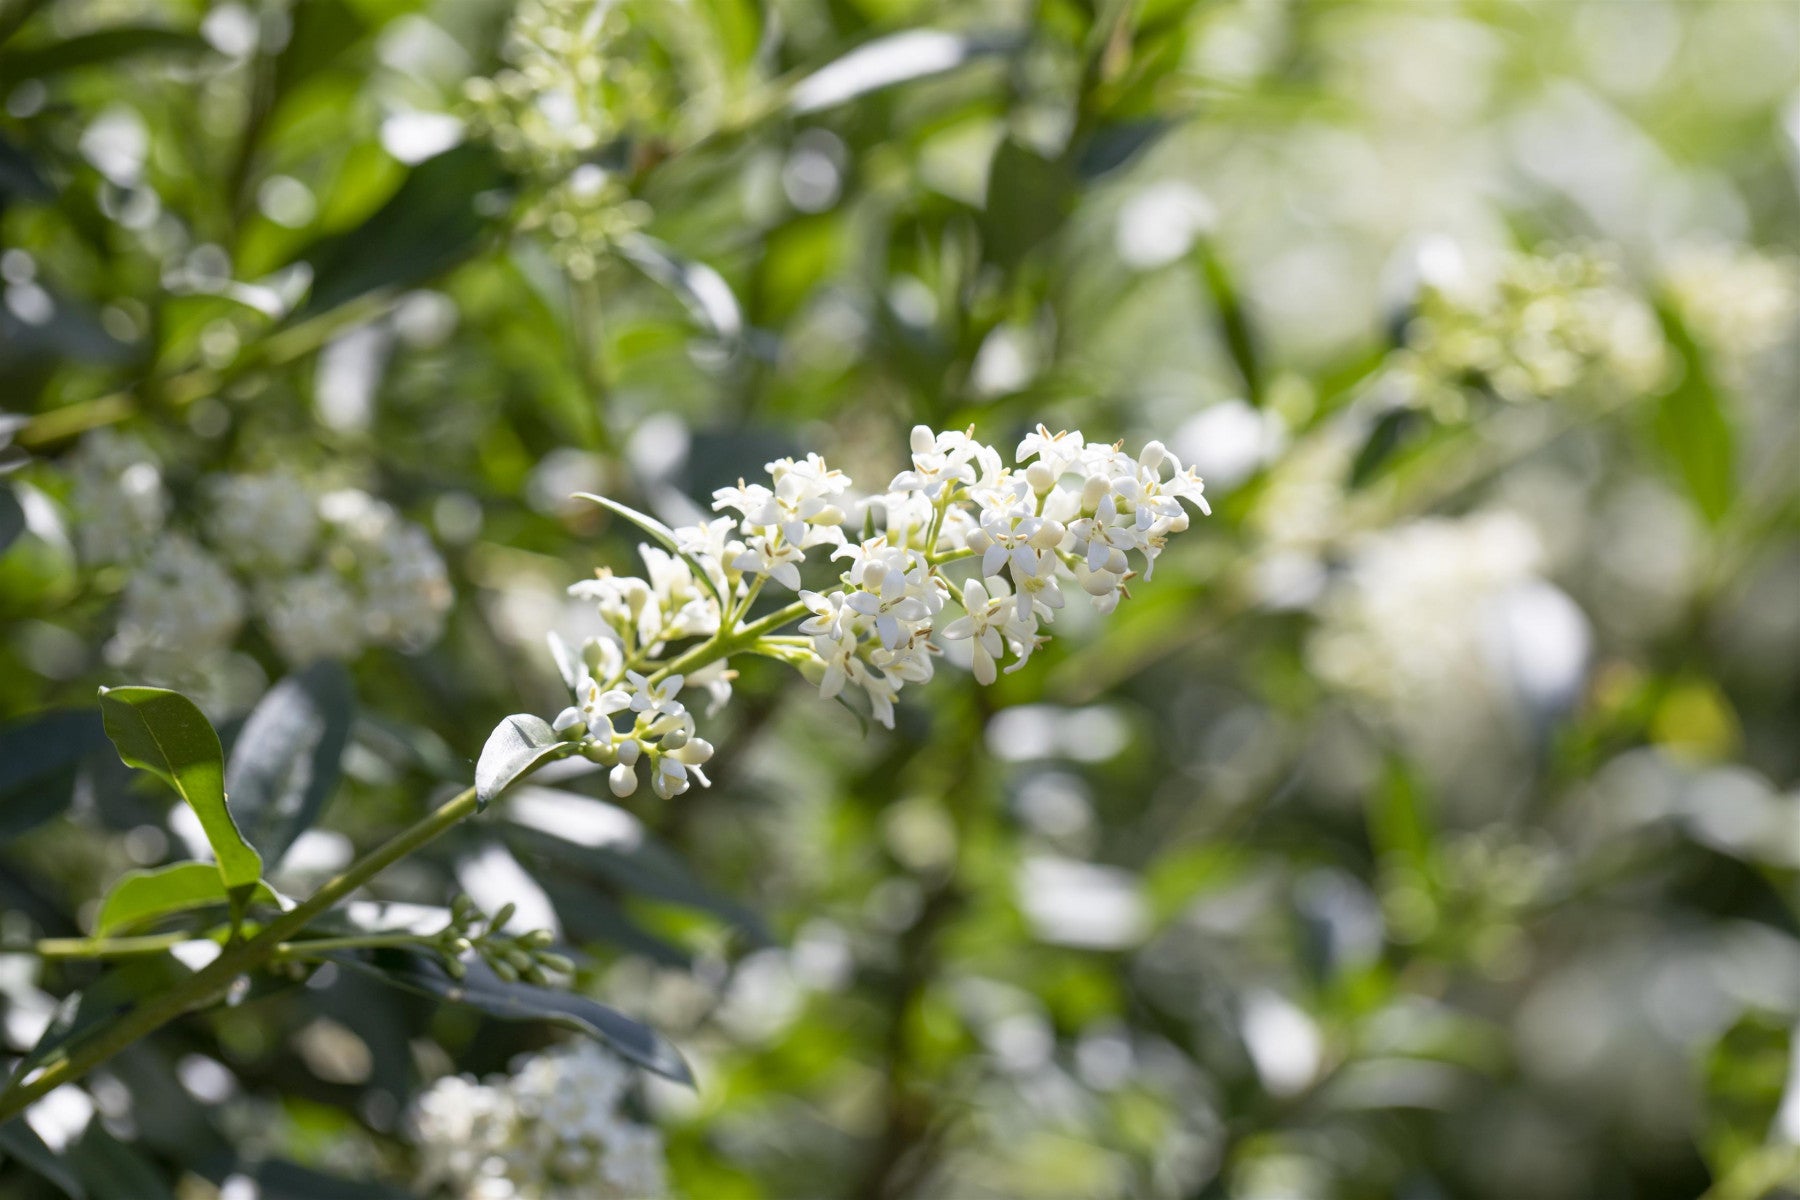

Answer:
[1306,511,1589,770]
[556,425,1208,799]
[463,0,658,279]
[65,435,453,680]
[1659,242,1798,368]
[411,1041,667,1200]
[1392,248,1668,418]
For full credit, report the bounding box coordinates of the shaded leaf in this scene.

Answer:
[1349,406,1426,489]
[94,861,284,936]
[294,142,509,320]
[9,957,190,1082]
[99,687,262,891]
[0,1118,86,1198]
[1191,238,1263,405]
[0,484,22,554]
[225,662,354,865]
[506,786,771,943]
[0,710,106,841]
[572,492,726,609]
[0,134,53,203]
[252,1160,413,1200]
[0,26,207,81]
[73,1123,173,1200]
[980,139,1073,274]
[330,949,693,1084]
[474,714,568,810]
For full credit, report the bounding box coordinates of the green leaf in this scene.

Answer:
[980,138,1074,274]
[0,1118,86,1198]
[98,686,262,891]
[0,709,105,841]
[1349,407,1427,489]
[0,25,208,81]
[474,714,569,811]
[505,786,772,944]
[615,234,743,341]
[572,492,726,609]
[1653,306,1735,525]
[0,484,22,555]
[330,949,693,1084]
[1191,238,1263,406]
[251,1161,413,1200]
[225,662,354,866]
[94,861,284,936]
[293,142,509,320]
[73,1123,174,1200]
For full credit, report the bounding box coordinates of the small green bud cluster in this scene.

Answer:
[439,896,576,985]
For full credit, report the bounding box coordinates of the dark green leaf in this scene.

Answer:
[10,957,189,1082]
[293,142,509,320]
[1349,407,1426,489]
[73,1123,173,1200]
[505,786,771,944]
[94,861,283,935]
[980,139,1074,274]
[252,1160,413,1200]
[0,134,53,203]
[1192,238,1263,405]
[0,709,104,840]
[0,26,208,81]
[225,662,354,866]
[1653,306,1735,525]
[474,714,568,810]
[0,1118,86,1198]
[99,686,262,891]
[0,484,22,554]
[272,0,365,97]
[330,950,693,1084]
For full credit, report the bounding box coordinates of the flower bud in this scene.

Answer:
[492,902,517,931]
[1025,461,1055,495]
[608,762,639,797]
[910,425,935,454]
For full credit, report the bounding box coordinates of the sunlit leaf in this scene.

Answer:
[1653,306,1736,525]
[789,29,1015,113]
[98,686,262,892]
[474,714,569,811]
[615,234,743,341]
[93,861,284,936]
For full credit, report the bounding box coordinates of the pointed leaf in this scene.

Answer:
[0,1118,86,1198]
[98,687,262,891]
[330,949,693,1084]
[94,862,284,936]
[572,492,726,609]
[788,29,1016,113]
[1653,305,1735,525]
[0,26,208,82]
[225,662,354,865]
[475,715,568,810]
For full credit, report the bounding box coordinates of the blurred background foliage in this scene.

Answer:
[1,0,1799,1197]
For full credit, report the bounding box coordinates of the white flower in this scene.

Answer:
[625,671,684,718]
[67,430,166,566]
[257,570,362,664]
[205,471,319,572]
[939,577,1007,685]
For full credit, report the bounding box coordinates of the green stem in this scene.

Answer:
[274,932,437,958]
[0,785,481,1124]
[649,599,810,684]
[23,932,212,960]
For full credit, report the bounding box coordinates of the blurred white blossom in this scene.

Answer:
[411,1041,667,1199]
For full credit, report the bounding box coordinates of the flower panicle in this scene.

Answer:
[553,424,1210,798]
